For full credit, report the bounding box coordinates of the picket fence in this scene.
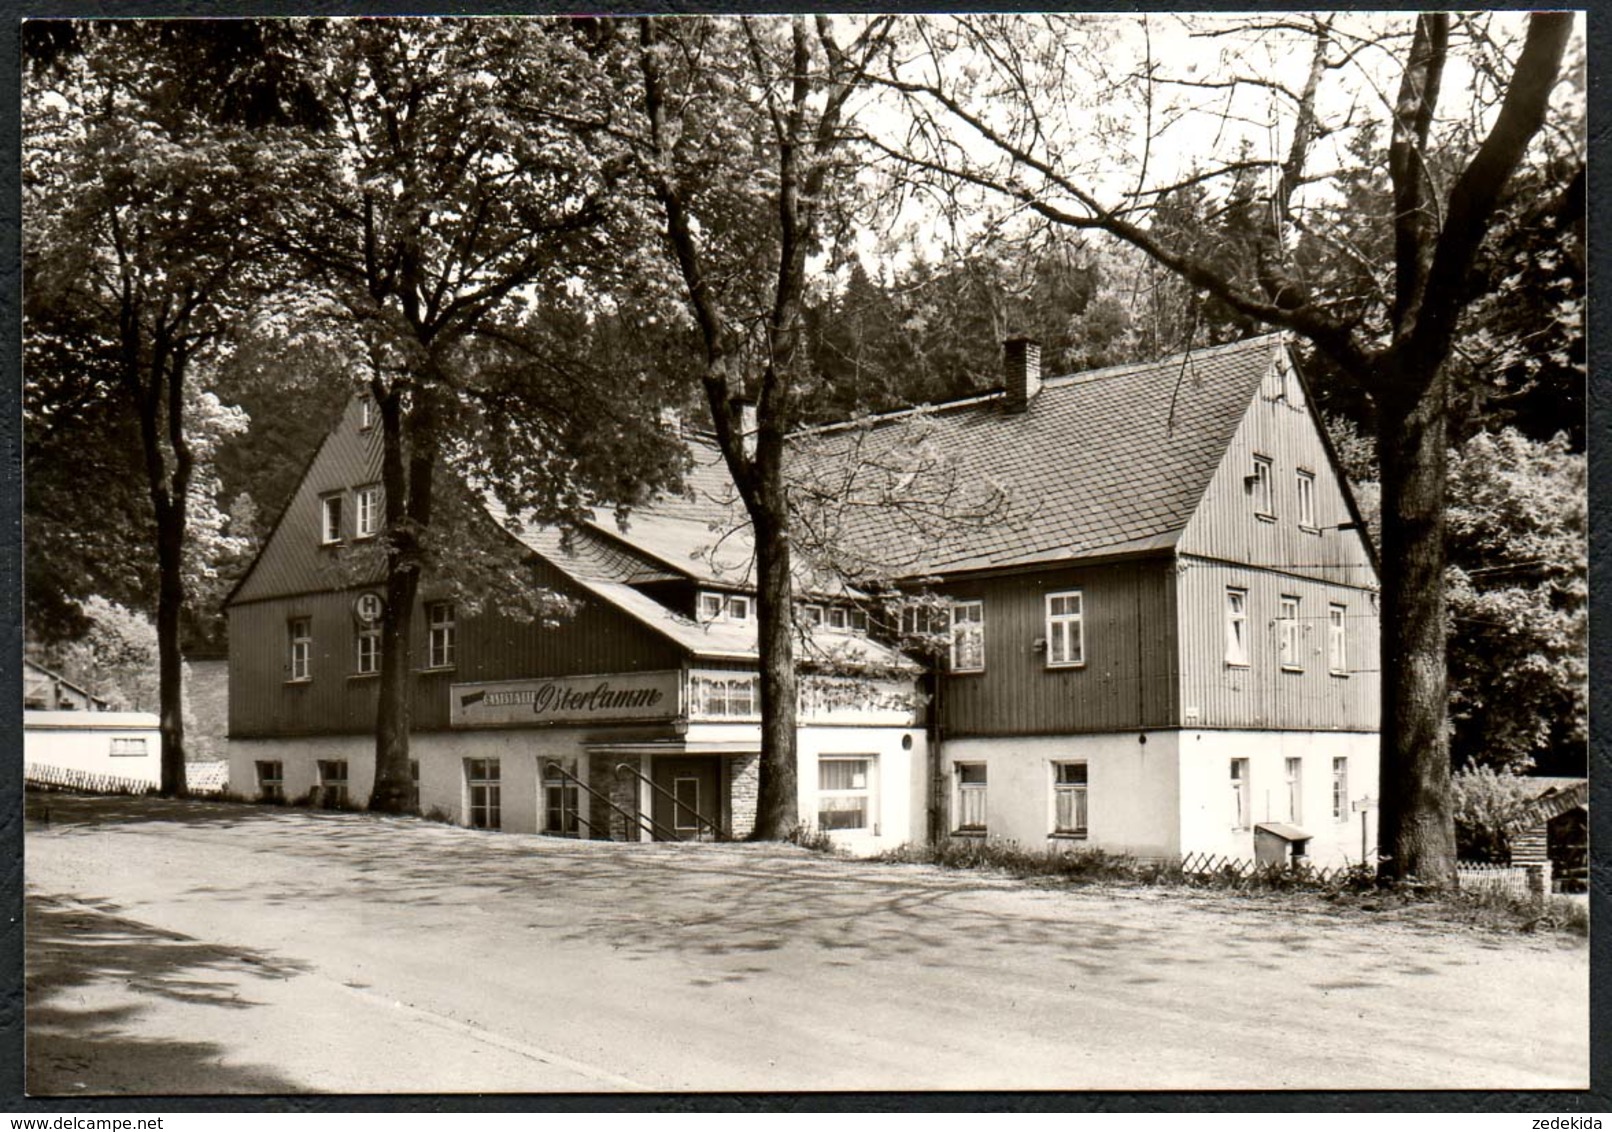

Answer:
[1454,862,1537,899]
[25,758,230,797]
[1172,851,1356,884]
[25,762,156,797]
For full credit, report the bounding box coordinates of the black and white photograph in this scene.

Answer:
[16,10,1591,1100]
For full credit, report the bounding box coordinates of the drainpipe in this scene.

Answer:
[926,664,945,845]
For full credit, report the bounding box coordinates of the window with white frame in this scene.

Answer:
[110,737,147,757]
[726,595,750,622]
[1230,758,1251,829]
[355,621,380,675]
[426,602,456,669]
[950,600,984,673]
[355,485,382,539]
[1046,590,1085,667]
[1278,595,1302,670]
[1328,604,1348,674]
[698,592,724,622]
[1332,757,1349,821]
[543,760,580,837]
[466,758,501,829]
[900,603,947,638]
[1296,470,1317,530]
[847,608,868,633]
[802,604,825,627]
[817,756,875,832]
[318,759,349,808]
[359,396,375,430]
[320,494,343,544]
[1053,762,1088,837]
[1251,455,1274,518]
[1225,589,1249,666]
[826,606,848,630]
[256,760,284,802]
[955,762,987,832]
[692,673,759,719]
[288,617,312,681]
[1286,757,1303,824]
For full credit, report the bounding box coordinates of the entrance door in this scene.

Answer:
[651,756,722,840]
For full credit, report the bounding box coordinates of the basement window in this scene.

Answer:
[256,760,284,802]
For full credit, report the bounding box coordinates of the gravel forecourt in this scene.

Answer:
[25,795,1588,1095]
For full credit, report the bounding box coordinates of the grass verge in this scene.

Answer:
[876,838,1588,938]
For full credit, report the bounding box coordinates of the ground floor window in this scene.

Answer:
[817,756,875,832]
[317,760,349,808]
[543,760,581,836]
[256,760,284,802]
[1332,757,1349,821]
[1053,761,1088,837]
[955,762,987,833]
[110,737,148,757]
[466,758,501,829]
[1230,758,1250,830]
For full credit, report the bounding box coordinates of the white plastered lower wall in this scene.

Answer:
[228,730,595,834]
[939,732,1183,858]
[1176,729,1378,867]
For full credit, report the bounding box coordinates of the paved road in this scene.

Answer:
[25,796,1588,1094]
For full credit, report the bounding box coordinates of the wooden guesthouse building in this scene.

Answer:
[225,333,1381,864]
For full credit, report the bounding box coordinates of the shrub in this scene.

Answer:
[785,822,837,853]
[1450,765,1538,862]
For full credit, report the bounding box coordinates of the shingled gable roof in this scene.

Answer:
[482,497,909,668]
[792,333,1289,575]
[506,332,1287,590]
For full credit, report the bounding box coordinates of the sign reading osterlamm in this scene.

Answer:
[450,671,680,727]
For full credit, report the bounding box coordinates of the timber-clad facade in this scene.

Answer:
[227,333,1381,863]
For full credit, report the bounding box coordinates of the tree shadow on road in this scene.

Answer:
[27,891,311,1095]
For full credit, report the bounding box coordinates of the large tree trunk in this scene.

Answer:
[749,448,800,839]
[1373,362,1456,882]
[371,559,422,813]
[154,501,188,797]
[369,385,438,814]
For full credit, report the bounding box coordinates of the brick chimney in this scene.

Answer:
[1003,337,1042,413]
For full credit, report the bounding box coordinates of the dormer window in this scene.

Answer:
[698,592,751,623]
[827,606,848,631]
[803,604,825,627]
[320,495,343,545]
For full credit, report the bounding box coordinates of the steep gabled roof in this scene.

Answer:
[789,334,1284,576]
[486,498,910,669]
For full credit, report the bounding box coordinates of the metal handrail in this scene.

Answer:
[615,762,725,842]
[542,761,677,844]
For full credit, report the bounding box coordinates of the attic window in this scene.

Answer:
[1250,456,1274,520]
[359,397,374,430]
[320,495,343,545]
[1296,470,1317,531]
